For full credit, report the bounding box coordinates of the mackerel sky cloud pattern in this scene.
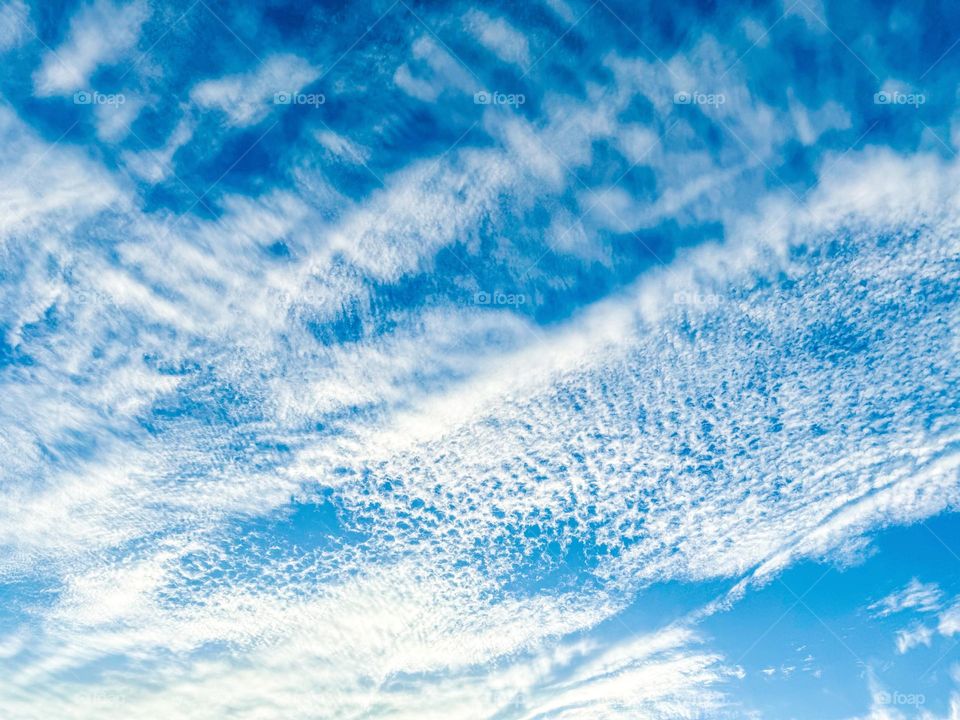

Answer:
[0,0,959,718]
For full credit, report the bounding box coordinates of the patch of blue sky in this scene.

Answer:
[703,513,960,718]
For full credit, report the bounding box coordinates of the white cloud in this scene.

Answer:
[895,623,934,654]
[0,106,122,248]
[94,92,145,142]
[33,0,149,96]
[939,603,960,637]
[393,61,440,101]
[191,54,319,126]
[463,9,531,69]
[871,590,960,655]
[393,35,475,101]
[327,148,960,604]
[0,0,30,51]
[314,128,370,164]
[121,115,193,182]
[788,90,852,145]
[544,0,576,24]
[870,579,943,618]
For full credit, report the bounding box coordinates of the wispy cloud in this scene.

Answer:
[191,54,319,126]
[869,578,943,618]
[33,0,149,96]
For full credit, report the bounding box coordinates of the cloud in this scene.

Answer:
[463,9,531,69]
[0,106,122,247]
[191,54,319,126]
[877,592,960,655]
[869,579,943,618]
[393,35,476,101]
[895,623,934,654]
[121,115,194,182]
[33,0,149,96]
[314,128,371,165]
[94,92,145,142]
[543,0,576,24]
[788,90,852,145]
[939,602,960,637]
[393,61,440,101]
[0,0,30,51]
[327,147,960,605]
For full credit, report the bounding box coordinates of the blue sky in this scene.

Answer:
[0,0,959,717]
